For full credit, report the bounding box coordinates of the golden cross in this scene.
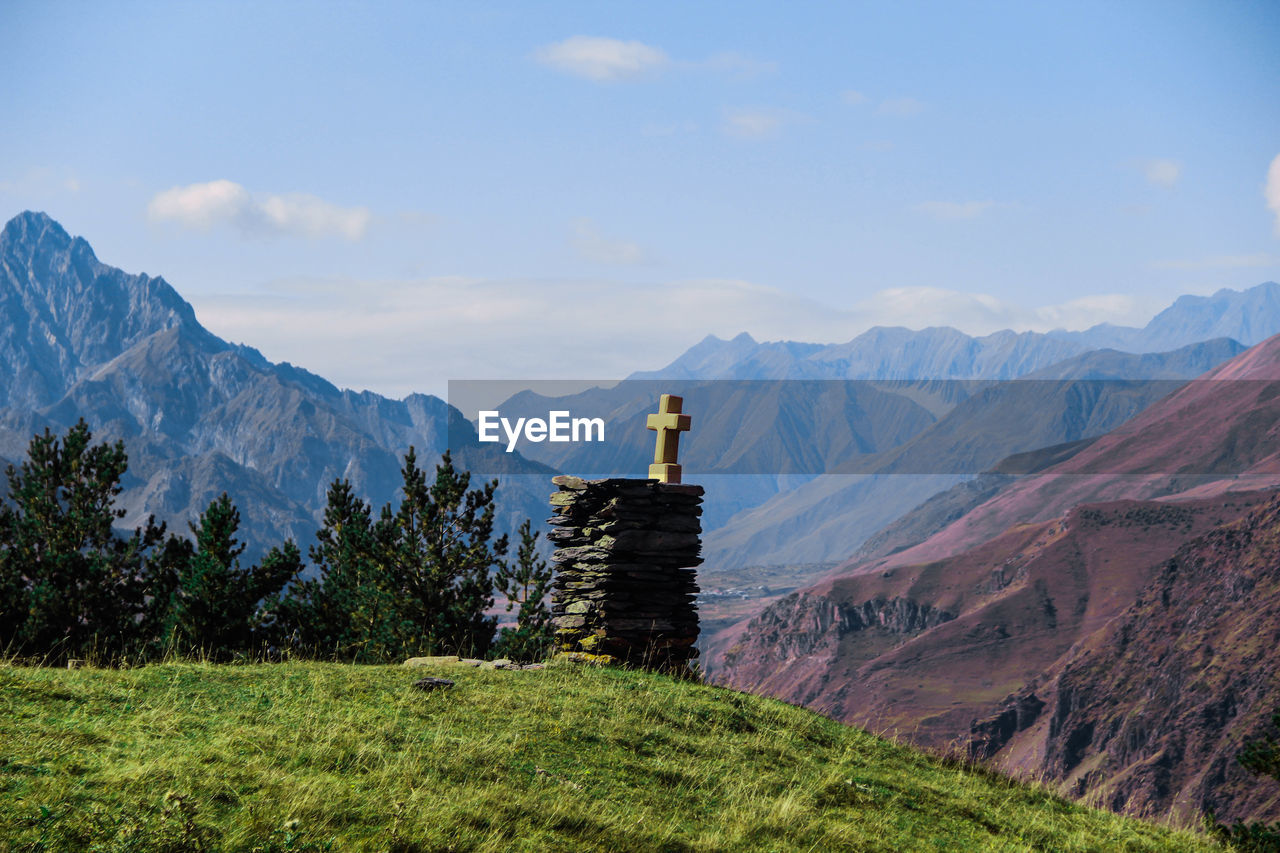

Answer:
[646,394,691,484]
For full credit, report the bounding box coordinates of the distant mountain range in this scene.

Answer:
[595,280,1280,571]
[1052,283,1280,352]
[712,334,1280,823]
[699,338,1246,570]
[0,211,551,560]
[634,280,1280,381]
[508,337,1247,574]
[839,332,1280,577]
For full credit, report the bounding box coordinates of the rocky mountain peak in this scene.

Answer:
[1,210,74,252]
[0,211,553,566]
[0,211,210,408]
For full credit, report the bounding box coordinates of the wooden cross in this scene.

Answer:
[646,394,691,484]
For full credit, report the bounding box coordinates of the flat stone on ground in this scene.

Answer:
[403,655,460,667]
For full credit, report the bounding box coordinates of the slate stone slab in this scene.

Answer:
[413,677,455,691]
[549,477,703,672]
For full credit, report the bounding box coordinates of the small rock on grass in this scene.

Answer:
[413,677,455,691]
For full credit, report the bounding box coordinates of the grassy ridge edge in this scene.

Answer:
[0,661,1223,852]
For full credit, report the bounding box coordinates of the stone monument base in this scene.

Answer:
[548,476,703,672]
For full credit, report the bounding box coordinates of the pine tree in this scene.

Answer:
[164,492,300,659]
[0,420,166,661]
[0,498,24,650]
[138,533,194,656]
[277,479,402,660]
[493,519,553,662]
[376,448,508,658]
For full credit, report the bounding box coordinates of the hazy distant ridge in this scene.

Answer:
[636,282,1280,381]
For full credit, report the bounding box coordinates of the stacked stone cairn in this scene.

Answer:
[548,475,703,672]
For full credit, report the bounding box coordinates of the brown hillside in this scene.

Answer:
[1022,493,1280,824]
[718,491,1270,743]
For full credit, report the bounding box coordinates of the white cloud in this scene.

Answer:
[842,90,869,105]
[1152,253,1280,270]
[1143,158,1182,188]
[534,37,777,83]
[701,52,778,78]
[571,218,651,265]
[147,180,371,240]
[877,97,925,117]
[914,200,998,221]
[1267,153,1280,236]
[724,109,785,138]
[149,179,251,229]
[191,278,1157,398]
[0,166,82,196]
[534,36,668,81]
[853,287,1153,334]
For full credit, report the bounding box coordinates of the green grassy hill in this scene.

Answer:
[0,661,1225,852]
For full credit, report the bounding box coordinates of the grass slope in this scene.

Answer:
[0,661,1223,852]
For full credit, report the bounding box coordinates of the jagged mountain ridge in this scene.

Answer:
[635,281,1280,382]
[0,211,552,560]
[0,211,207,409]
[699,337,1246,570]
[632,327,1089,381]
[832,332,1280,579]
[1053,283,1280,353]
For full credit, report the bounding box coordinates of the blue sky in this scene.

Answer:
[3,1,1279,396]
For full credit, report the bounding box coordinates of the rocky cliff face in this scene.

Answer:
[712,489,1280,822]
[1027,495,1280,823]
[0,212,203,410]
[725,592,954,676]
[0,211,551,560]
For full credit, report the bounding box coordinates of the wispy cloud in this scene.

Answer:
[723,109,787,138]
[147,179,371,240]
[0,166,82,196]
[700,51,778,78]
[534,37,775,83]
[854,287,1153,334]
[1152,253,1280,270]
[913,200,1000,221]
[1267,153,1280,236]
[841,90,870,106]
[534,36,669,81]
[877,97,925,117]
[1143,158,1182,188]
[571,218,652,265]
[191,278,1157,398]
